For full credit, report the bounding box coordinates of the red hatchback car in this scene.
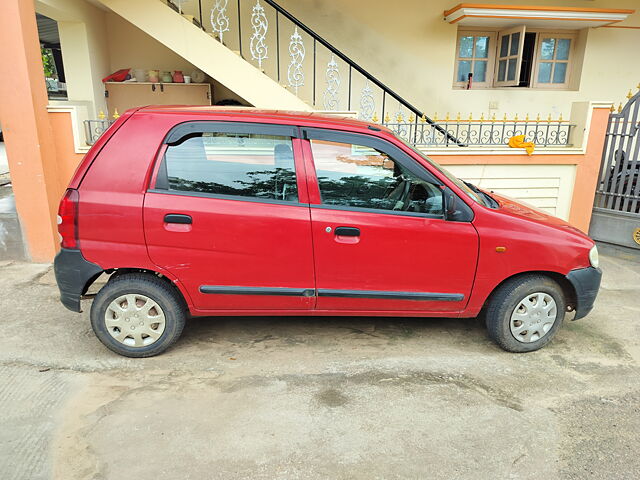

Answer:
[54,107,601,357]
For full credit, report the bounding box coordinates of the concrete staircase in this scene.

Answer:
[96,0,312,111]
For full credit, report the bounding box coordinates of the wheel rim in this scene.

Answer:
[510,292,557,343]
[105,294,166,347]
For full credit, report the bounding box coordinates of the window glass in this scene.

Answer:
[310,139,443,215]
[500,35,509,57]
[556,38,571,60]
[163,133,298,202]
[474,60,487,82]
[540,38,555,59]
[498,60,506,81]
[459,36,474,58]
[507,58,517,81]
[509,32,520,55]
[458,60,471,81]
[475,36,489,58]
[552,62,567,83]
[538,62,552,83]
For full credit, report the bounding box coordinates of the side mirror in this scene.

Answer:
[443,187,474,222]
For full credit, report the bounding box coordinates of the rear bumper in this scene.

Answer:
[54,248,103,312]
[566,266,602,320]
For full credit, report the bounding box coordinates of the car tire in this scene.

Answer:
[485,274,566,353]
[90,273,186,357]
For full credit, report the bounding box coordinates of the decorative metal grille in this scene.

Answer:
[250,0,268,69]
[287,27,305,94]
[210,0,230,42]
[594,91,640,214]
[381,114,575,147]
[358,80,374,121]
[323,55,340,110]
[84,119,114,145]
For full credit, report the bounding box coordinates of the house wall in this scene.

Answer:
[36,0,111,117]
[276,0,639,119]
[105,13,248,106]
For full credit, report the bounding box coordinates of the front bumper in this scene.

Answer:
[566,266,602,320]
[54,248,103,312]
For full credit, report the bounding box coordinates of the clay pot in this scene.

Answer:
[148,69,159,83]
[173,70,184,83]
[161,71,173,83]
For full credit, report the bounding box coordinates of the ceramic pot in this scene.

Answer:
[148,69,159,83]
[172,70,184,83]
[191,69,205,83]
[133,69,146,82]
[161,71,173,83]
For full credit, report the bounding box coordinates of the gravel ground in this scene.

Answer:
[0,248,639,479]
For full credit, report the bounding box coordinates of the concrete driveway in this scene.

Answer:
[1,248,639,480]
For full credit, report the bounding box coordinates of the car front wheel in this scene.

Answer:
[485,274,566,353]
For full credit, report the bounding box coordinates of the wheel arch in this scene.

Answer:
[480,270,577,315]
[96,268,192,311]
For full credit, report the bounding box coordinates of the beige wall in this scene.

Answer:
[276,0,640,118]
[36,0,111,116]
[106,13,196,73]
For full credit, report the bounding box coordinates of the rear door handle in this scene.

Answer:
[335,226,360,236]
[164,214,192,224]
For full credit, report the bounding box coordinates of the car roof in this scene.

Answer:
[135,105,392,133]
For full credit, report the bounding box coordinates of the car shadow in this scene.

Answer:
[178,314,491,350]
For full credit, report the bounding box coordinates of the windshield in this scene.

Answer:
[396,137,490,207]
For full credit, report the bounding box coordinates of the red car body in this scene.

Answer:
[54,107,600,323]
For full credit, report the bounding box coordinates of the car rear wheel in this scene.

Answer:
[90,273,186,357]
[485,274,566,353]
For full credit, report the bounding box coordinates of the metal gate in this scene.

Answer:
[589,91,640,249]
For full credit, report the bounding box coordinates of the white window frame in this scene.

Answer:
[494,25,526,87]
[531,32,576,89]
[453,30,497,88]
[453,26,578,90]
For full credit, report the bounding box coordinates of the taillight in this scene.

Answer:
[57,189,79,249]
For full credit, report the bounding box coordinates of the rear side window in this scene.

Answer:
[159,132,298,202]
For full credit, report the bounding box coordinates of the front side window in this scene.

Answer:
[161,132,298,202]
[310,139,444,216]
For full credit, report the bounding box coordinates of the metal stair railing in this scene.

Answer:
[167,0,464,146]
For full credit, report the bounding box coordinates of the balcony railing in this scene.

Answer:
[84,119,113,145]
[381,113,575,147]
[84,113,574,148]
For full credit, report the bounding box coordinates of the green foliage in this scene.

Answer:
[41,47,56,78]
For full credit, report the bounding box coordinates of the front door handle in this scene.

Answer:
[335,226,360,237]
[164,214,192,224]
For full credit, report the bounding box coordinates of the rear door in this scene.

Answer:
[143,121,315,312]
[302,128,479,313]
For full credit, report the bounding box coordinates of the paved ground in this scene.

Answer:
[1,249,639,479]
[0,143,8,175]
[0,141,28,261]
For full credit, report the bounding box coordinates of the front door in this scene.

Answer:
[303,128,479,313]
[144,122,315,312]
